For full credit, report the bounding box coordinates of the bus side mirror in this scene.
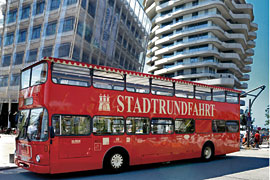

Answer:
[50,126,55,138]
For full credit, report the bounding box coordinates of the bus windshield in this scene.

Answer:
[21,63,48,89]
[17,108,48,141]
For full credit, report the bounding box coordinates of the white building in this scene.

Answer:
[143,0,257,90]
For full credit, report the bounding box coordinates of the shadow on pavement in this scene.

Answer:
[20,155,269,180]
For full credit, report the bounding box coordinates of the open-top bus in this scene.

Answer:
[15,57,240,174]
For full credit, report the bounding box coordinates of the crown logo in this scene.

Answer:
[98,94,111,111]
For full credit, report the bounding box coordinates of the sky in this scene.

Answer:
[244,0,269,128]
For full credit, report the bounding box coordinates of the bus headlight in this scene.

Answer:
[36,155,40,163]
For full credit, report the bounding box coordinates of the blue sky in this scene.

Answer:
[245,0,269,128]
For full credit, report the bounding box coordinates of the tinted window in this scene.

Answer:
[52,115,90,136]
[93,116,124,135]
[226,121,239,133]
[212,120,226,133]
[175,119,195,134]
[126,117,150,135]
[151,118,173,134]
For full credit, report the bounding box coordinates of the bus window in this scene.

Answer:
[31,63,48,86]
[175,83,193,98]
[226,92,239,104]
[52,63,91,87]
[151,118,173,134]
[212,120,226,133]
[52,115,90,136]
[27,108,49,141]
[93,116,124,135]
[126,74,149,93]
[21,69,31,89]
[175,119,195,134]
[151,79,173,96]
[17,109,30,139]
[126,117,150,135]
[213,89,225,102]
[93,70,124,90]
[226,121,239,133]
[195,86,211,100]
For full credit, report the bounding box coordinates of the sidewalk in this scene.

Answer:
[0,134,17,170]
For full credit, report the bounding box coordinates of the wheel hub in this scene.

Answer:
[111,154,123,169]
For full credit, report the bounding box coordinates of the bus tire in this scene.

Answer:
[104,150,128,173]
[201,143,214,161]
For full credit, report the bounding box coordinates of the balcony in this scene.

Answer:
[242,66,251,73]
[247,40,256,48]
[240,74,250,81]
[246,49,254,56]
[248,31,257,40]
[238,83,248,89]
[250,22,258,31]
[244,57,253,64]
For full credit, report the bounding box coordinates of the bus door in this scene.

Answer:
[50,115,92,173]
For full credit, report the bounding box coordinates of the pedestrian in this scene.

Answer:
[254,130,260,148]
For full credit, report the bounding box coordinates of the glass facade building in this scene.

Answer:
[0,0,151,129]
[144,0,257,90]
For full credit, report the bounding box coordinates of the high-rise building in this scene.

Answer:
[0,0,151,129]
[144,0,257,90]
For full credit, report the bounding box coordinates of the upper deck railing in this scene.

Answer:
[21,57,241,104]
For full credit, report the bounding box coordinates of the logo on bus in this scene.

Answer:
[98,94,111,111]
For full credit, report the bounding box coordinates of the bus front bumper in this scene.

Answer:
[15,159,50,174]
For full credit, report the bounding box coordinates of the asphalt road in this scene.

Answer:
[0,149,269,180]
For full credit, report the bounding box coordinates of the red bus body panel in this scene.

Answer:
[16,58,240,174]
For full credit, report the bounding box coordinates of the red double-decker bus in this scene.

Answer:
[15,57,241,174]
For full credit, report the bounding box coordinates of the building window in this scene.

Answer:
[81,0,87,9]
[31,25,41,40]
[64,0,77,6]
[7,9,17,24]
[72,45,80,61]
[84,26,92,43]
[41,46,53,58]
[50,0,60,11]
[34,1,45,15]
[88,0,96,18]
[20,5,30,20]
[191,68,197,74]
[13,52,24,65]
[77,21,84,36]
[45,21,57,36]
[55,43,71,57]
[0,76,9,87]
[26,49,38,63]
[4,32,14,46]
[82,51,90,63]
[59,17,75,33]
[10,74,20,86]
[17,29,27,43]
[1,55,11,67]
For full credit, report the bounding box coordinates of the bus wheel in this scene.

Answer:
[105,152,126,173]
[201,144,214,161]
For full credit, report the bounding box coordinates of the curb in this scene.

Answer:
[0,166,18,171]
